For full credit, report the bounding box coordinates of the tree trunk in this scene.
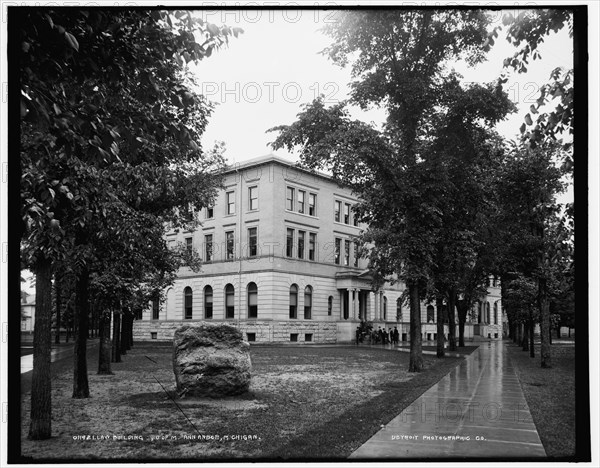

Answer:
[539,277,551,368]
[522,321,529,351]
[28,257,53,440]
[97,310,113,375]
[73,268,90,398]
[456,298,468,347]
[120,308,129,355]
[111,311,121,363]
[528,311,535,358]
[447,290,457,351]
[408,282,423,372]
[436,296,445,358]
[54,278,61,345]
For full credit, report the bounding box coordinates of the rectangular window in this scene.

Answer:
[152,299,159,320]
[334,238,341,265]
[226,191,235,215]
[297,230,305,259]
[334,200,341,222]
[247,332,256,342]
[305,333,313,342]
[226,231,235,260]
[353,242,359,267]
[185,237,193,254]
[151,332,157,340]
[308,233,316,261]
[286,228,294,258]
[308,193,316,216]
[344,239,350,266]
[248,227,258,257]
[344,203,351,224]
[248,186,258,211]
[205,234,213,262]
[206,206,214,219]
[286,187,294,211]
[298,190,305,214]
[290,333,298,342]
[353,207,359,226]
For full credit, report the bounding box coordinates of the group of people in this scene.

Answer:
[356,326,400,345]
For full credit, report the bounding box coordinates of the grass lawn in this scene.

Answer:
[20,343,468,461]
[507,342,576,458]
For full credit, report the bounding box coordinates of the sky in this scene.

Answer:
[191,9,574,164]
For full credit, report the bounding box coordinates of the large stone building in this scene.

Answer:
[133,155,505,343]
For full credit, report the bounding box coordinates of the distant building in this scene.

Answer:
[134,155,505,343]
[21,291,35,333]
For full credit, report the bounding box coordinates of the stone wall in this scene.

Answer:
[133,319,338,344]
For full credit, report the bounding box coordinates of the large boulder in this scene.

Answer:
[172,324,252,398]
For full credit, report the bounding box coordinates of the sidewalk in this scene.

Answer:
[21,339,98,374]
[350,340,546,459]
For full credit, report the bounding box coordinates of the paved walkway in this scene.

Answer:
[21,340,98,374]
[350,340,546,459]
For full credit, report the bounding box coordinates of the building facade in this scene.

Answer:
[133,155,505,343]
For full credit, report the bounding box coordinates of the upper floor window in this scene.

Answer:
[206,206,214,219]
[184,287,193,319]
[353,207,359,226]
[286,187,295,211]
[248,227,258,257]
[334,238,341,265]
[308,233,316,261]
[226,231,235,260]
[298,230,305,259]
[185,237,193,254]
[353,242,359,267]
[308,193,316,216]
[427,305,435,323]
[226,191,235,215]
[248,186,258,211]
[248,282,258,319]
[298,190,305,214]
[286,228,294,258]
[344,240,350,266]
[334,200,341,222]
[225,284,235,319]
[344,203,351,224]
[204,234,213,262]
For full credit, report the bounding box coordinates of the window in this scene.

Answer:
[248,186,258,211]
[396,298,402,322]
[383,296,388,320]
[353,207,359,226]
[286,228,294,257]
[206,206,214,219]
[290,333,298,342]
[486,302,491,323]
[328,296,333,316]
[205,234,213,261]
[297,230,305,259]
[226,231,235,260]
[334,200,341,222]
[344,203,351,224]
[248,227,258,257]
[298,190,305,213]
[308,233,316,261]
[286,187,294,211]
[334,238,341,264]
[204,286,213,319]
[344,240,350,266]
[184,287,193,319]
[151,332,157,340]
[289,284,298,319]
[304,286,312,319]
[225,284,235,319]
[308,193,316,216]
[247,282,258,319]
[427,305,435,323]
[493,302,498,324]
[152,297,159,320]
[305,333,313,342]
[353,242,359,267]
[492,276,497,287]
[247,333,256,342]
[226,191,235,215]
[185,237,193,254]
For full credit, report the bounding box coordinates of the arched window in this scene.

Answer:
[304,286,313,319]
[383,296,388,320]
[152,296,159,320]
[427,305,435,323]
[184,287,193,319]
[396,298,402,322]
[248,282,258,319]
[493,302,498,324]
[204,286,213,319]
[328,296,333,316]
[289,284,298,319]
[225,284,235,319]
[478,301,483,323]
[486,302,491,323]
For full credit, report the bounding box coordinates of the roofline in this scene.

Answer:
[222,153,333,182]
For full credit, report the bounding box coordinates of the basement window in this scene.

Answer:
[151,332,157,340]
[290,333,298,342]
[247,333,256,342]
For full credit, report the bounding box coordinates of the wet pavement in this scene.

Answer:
[350,340,546,459]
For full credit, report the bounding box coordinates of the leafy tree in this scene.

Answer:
[271,10,501,371]
[19,9,236,439]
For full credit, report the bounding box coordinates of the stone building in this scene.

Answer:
[133,154,505,343]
